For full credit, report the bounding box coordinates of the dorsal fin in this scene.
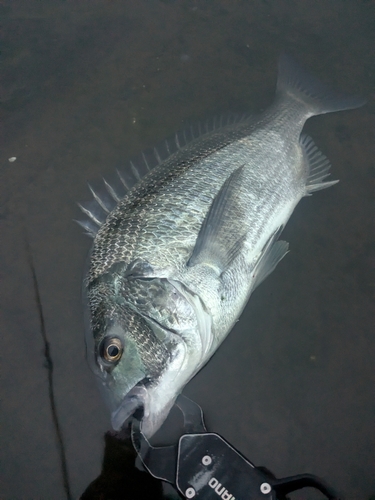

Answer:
[76,113,251,237]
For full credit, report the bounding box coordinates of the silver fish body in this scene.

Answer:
[79,55,364,437]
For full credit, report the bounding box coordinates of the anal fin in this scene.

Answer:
[301,134,339,195]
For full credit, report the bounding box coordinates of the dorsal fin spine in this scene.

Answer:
[154,147,162,164]
[77,203,102,226]
[103,178,120,203]
[131,161,141,180]
[140,154,150,173]
[88,185,110,213]
[116,169,130,191]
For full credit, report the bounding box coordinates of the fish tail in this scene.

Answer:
[276,53,365,116]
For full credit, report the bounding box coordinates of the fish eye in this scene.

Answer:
[100,337,123,363]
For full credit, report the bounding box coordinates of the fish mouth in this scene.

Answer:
[111,380,149,431]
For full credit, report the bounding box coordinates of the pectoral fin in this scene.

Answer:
[187,166,247,274]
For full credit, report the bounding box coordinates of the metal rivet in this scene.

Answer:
[185,487,196,498]
[260,482,272,494]
[202,455,212,465]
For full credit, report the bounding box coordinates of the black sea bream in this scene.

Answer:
[78,55,364,437]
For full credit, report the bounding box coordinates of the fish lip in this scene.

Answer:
[110,381,149,431]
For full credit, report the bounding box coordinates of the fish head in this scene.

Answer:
[86,274,212,438]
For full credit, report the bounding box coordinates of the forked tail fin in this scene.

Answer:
[277,53,366,116]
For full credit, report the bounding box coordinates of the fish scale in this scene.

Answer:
[88,126,259,280]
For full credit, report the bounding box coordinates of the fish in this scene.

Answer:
[78,54,364,438]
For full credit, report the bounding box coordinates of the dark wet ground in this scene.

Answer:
[1,1,374,499]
